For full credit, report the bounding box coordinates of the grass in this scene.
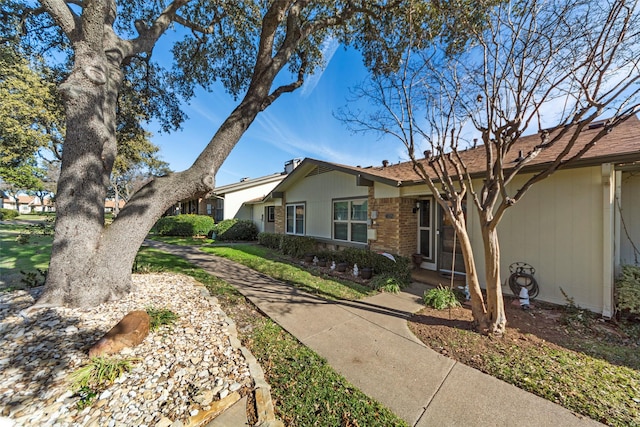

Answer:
[69,356,138,409]
[482,342,640,426]
[412,317,640,426]
[200,245,373,300]
[0,223,53,289]
[146,233,215,246]
[135,247,407,426]
[248,319,407,426]
[134,247,242,302]
[146,306,179,331]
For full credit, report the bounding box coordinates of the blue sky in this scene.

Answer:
[150,43,406,187]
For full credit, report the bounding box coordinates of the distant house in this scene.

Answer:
[174,159,301,232]
[266,117,640,317]
[104,198,125,214]
[1,194,55,214]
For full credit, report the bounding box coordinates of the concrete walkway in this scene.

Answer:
[145,241,601,427]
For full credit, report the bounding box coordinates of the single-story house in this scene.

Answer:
[104,198,125,214]
[263,117,640,317]
[1,194,55,214]
[174,159,301,233]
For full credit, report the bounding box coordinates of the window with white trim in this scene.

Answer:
[333,198,368,243]
[286,203,305,235]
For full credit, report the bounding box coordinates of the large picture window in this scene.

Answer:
[333,199,368,243]
[286,203,305,235]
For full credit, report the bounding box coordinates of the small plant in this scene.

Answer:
[371,275,402,293]
[75,386,98,409]
[20,269,47,288]
[0,208,19,220]
[146,306,179,331]
[423,286,461,310]
[16,233,30,244]
[615,265,640,316]
[559,287,594,329]
[69,356,137,408]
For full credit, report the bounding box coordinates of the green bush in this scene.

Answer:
[328,248,411,285]
[371,274,403,293]
[281,235,317,258]
[155,214,215,236]
[214,219,258,241]
[258,232,283,250]
[616,265,640,315]
[0,208,19,220]
[423,286,461,310]
[258,232,317,258]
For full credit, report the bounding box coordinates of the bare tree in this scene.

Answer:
[341,0,640,334]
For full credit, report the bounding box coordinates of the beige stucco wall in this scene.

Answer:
[223,181,282,220]
[620,170,640,267]
[469,166,607,313]
[285,170,368,239]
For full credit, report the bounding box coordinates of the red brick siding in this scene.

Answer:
[368,188,418,257]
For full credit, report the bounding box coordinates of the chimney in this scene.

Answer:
[284,158,302,174]
[382,160,389,168]
[423,150,432,159]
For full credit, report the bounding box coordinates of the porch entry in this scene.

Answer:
[417,198,465,275]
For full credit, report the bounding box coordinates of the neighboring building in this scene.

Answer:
[105,198,125,213]
[1,195,55,214]
[266,117,640,317]
[173,159,301,233]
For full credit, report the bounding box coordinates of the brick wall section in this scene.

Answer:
[368,187,418,257]
[274,199,285,233]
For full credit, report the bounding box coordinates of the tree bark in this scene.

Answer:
[480,223,507,335]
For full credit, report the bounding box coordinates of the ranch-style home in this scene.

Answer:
[261,117,640,317]
[173,159,301,232]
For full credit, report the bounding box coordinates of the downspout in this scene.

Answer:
[602,163,615,318]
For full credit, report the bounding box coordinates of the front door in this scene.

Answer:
[418,198,437,270]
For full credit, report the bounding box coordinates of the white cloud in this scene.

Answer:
[300,37,340,98]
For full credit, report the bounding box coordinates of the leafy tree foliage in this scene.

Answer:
[0,44,61,171]
[1,1,417,307]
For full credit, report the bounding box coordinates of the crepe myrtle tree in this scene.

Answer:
[2,0,421,308]
[340,0,640,334]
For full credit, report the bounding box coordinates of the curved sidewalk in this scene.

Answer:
[146,241,601,427]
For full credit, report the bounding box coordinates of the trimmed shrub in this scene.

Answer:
[258,232,317,258]
[281,235,317,258]
[214,219,258,241]
[0,208,19,220]
[328,248,411,285]
[616,265,640,316]
[258,232,283,250]
[155,214,215,236]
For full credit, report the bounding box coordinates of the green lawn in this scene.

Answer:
[146,234,216,246]
[0,223,53,289]
[201,244,374,300]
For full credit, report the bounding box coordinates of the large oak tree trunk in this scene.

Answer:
[36,54,262,307]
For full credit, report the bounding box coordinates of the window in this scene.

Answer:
[214,199,224,222]
[266,206,275,222]
[286,203,305,235]
[333,199,368,243]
